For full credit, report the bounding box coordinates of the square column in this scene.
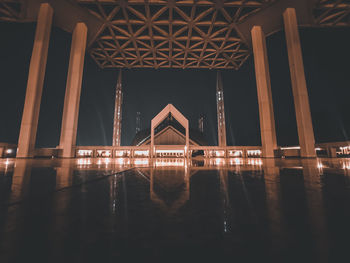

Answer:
[59,23,87,158]
[283,8,316,158]
[251,26,277,158]
[17,3,53,158]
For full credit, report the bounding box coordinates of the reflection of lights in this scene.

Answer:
[155,158,185,167]
[229,158,243,165]
[210,158,225,166]
[77,158,92,166]
[134,158,149,166]
[116,158,131,166]
[342,163,350,170]
[116,158,125,165]
[77,149,93,157]
[317,162,324,170]
[315,148,322,151]
[97,158,111,167]
[247,159,262,166]
[4,158,13,170]
[224,220,228,233]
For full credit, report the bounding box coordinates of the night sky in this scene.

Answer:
[0,22,349,147]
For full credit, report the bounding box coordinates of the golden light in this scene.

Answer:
[247,150,262,157]
[134,158,149,166]
[247,159,263,166]
[77,158,92,167]
[229,158,243,165]
[340,146,350,155]
[342,162,350,170]
[134,150,149,157]
[156,149,184,157]
[96,150,112,157]
[77,149,93,157]
[115,150,130,157]
[280,146,300,150]
[155,158,185,167]
[317,162,324,170]
[6,149,13,154]
[228,150,242,157]
[210,158,226,166]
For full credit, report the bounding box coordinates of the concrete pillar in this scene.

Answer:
[283,8,316,158]
[17,4,53,158]
[251,26,277,158]
[243,149,248,158]
[59,23,88,158]
[327,147,337,158]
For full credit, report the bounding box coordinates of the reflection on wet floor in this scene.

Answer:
[0,158,350,263]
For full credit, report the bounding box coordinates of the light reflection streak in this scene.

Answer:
[229,158,243,165]
[154,158,185,167]
[134,158,149,166]
[77,158,92,167]
[342,161,350,170]
[247,159,263,166]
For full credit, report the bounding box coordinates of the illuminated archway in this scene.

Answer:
[150,104,189,158]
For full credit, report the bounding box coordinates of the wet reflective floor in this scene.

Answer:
[0,158,350,263]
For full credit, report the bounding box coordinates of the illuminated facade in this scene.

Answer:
[216,71,227,147]
[112,70,123,146]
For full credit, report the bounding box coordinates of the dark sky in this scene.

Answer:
[0,22,350,147]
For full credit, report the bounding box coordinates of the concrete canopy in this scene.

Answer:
[2,0,349,70]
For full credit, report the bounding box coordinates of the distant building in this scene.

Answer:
[131,113,207,147]
[113,70,123,146]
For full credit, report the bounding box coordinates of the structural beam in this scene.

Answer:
[283,8,316,158]
[59,22,88,158]
[251,26,277,158]
[17,3,53,158]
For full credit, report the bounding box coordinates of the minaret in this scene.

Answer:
[113,69,123,146]
[216,71,227,146]
[198,115,204,133]
[136,111,141,134]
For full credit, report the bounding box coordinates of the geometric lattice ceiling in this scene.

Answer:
[313,0,350,26]
[77,0,275,69]
[0,1,21,22]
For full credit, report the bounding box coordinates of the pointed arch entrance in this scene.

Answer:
[150,104,189,158]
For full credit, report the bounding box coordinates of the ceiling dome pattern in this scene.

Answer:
[77,0,276,69]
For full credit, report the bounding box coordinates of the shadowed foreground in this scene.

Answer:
[0,158,350,263]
